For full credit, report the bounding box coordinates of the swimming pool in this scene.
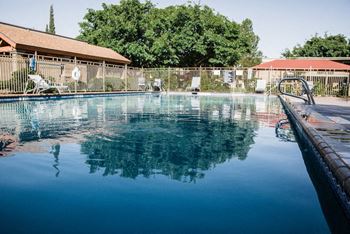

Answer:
[0,94,345,233]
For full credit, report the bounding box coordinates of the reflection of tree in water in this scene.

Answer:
[81,113,256,182]
[0,95,266,181]
[50,144,61,177]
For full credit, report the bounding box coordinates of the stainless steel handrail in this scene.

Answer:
[278,77,315,105]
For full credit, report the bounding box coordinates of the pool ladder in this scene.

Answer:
[278,77,316,105]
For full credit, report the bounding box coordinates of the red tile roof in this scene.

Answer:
[253,59,350,71]
[0,22,130,64]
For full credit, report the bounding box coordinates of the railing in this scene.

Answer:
[0,54,349,96]
[0,56,138,94]
[255,68,350,97]
[278,77,316,105]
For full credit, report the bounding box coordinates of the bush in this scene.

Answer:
[105,82,114,91]
[0,68,34,92]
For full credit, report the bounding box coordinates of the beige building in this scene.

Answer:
[0,22,136,93]
[0,22,130,64]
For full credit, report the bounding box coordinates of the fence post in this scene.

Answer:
[124,64,128,92]
[141,66,144,91]
[168,66,170,93]
[325,71,329,96]
[199,66,202,91]
[268,66,272,96]
[74,56,77,93]
[347,72,350,97]
[34,51,38,73]
[102,61,106,92]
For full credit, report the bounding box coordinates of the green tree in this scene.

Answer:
[78,0,261,67]
[282,33,350,57]
[48,5,56,34]
[237,19,262,67]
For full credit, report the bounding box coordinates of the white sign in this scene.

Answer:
[213,70,221,76]
[72,67,81,81]
[236,70,243,76]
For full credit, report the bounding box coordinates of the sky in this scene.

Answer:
[0,0,349,58]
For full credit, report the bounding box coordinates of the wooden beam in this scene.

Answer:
[0,32,16,47]
[15,43,130,65]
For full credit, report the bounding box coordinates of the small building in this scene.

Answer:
[253,59,350,71]
[0,22,136,93]
[253,59,350,96]
[0,22,130,64]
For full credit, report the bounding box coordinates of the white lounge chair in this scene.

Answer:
[223,71,235,84]
[255,80,266,93]
[138,76,146,91]
[153,79,162,91]
[25,74,70,94]
[191,76,201,92]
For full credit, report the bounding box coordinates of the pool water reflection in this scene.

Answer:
[0,94,332,233]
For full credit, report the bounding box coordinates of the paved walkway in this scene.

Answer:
[290,97,350,155]
[314,96,350,107]
[312,97,350,130]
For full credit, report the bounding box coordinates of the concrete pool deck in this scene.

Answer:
[280,95,350,216]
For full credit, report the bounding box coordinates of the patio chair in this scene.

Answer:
[24,74,70,94]
[138,77,146,91]
[191,76,201,92]
[153,79,162,91]
[255,80,266,93]
[223,71,235,84]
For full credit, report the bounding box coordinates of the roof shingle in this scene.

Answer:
[253,59,350,70]
[0,22,130,64]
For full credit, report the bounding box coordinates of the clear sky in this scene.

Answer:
[0,0,349,58]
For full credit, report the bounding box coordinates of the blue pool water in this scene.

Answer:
[0,94,340,233]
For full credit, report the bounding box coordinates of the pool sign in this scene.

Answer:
[236,70,243,76]
[72,67,81,81]
[213,70,221,76]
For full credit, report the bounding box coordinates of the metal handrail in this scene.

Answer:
[278,77,315,105]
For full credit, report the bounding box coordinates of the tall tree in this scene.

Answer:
[282,33,350,58]
[78,0,261,67]
[48,5,56,34]
[237,19,262,66]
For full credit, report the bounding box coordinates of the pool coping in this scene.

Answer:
[279,95,350,217]
[0,91,275,102]
[0,91,156,102]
